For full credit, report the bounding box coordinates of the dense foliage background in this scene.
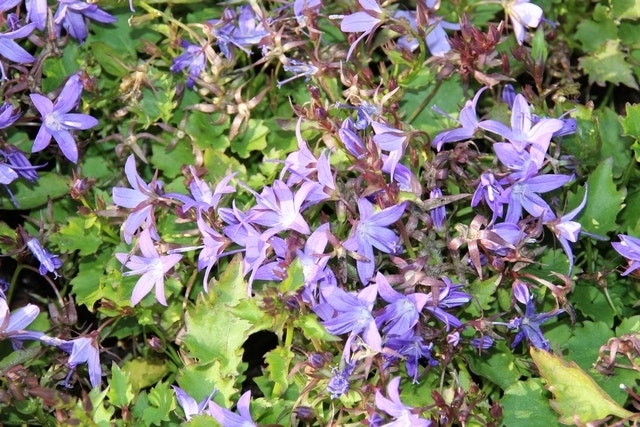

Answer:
[1,0,640,425]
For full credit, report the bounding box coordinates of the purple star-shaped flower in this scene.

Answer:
[247,179,312,237]
[112,155,164,244]
[509,285,562,351]
[612,234,640,277]
[0,291,44,348]
[170,41,208,89]
[432,87,489,151]
[116,229,182,306]
[24,234,63,278]
[53,0,117,43]
[315,283,381,357]
[57,333,102,388]
[206,390,257,427]
[375,377,432,426]
[343,198,406,284]
[30,73,99,163]
[340,0,384,60]
[375,272,427,338]
[544,187,588,275]
[504,0,543,45]
[0,22,36,79]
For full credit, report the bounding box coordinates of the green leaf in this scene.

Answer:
[530,347,634,424]
[230,119,269,159]
[575,6,617,52]
[279,258,305,293]
[465,274,500,317]
[578,40,639,89]
[612,0,640,20]
[107,363,135,408]
[501,378,558,427]
[182,255,252,377]
[466,341,523,390]
[263,345,294,398]
[578,158,626,235]
[563,321,637,404]
[42,43,80,92]
[89,42,129,77]
[49,216,102,255]
[143,382,175,426]
[0,172,69,210]
[122,357,171,393]
[620,103,640,140]
[293,314,341,341]
[0,347,41,376]
[150,140,195,179]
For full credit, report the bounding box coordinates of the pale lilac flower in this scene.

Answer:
[53,0,117,43]
[432,87,489,151]
[196,217,230,291]
[206,390,257,427]
[327,360,356,399]
[297,223,336,302]
[210,5,268,58]
[424,277,470,328]
[0,292,43,347]
[247,179,312,237]
[480,93,563,158]
[1,146,41,183]
[612,234,640,276]
[471,171,505,223]
[343,198,406,284]
[339,118,367,159]
[375,272,427,337]
[544,188,588,274]
[294,0,321,18]
[277,60,319,88]
[57,333,102,388]
[173,386,215,421]
[375,377,432,426]
[500,173,572,223]
[25,236,63,278]
[112,155,164,244]
[0,163,18,185]
[30,74,99,163]
[168,167,235,217]
[383,334,437,383]
[340,0,384,60]
[26,0,48,30]
[116,229,182,306]
[509,294,562,351]
[503,0,543,45]
[170,41,208,89]
[395,1,459,57]
[0,0,21,12]
[0,102,20,129]
[315,283,381,356]
[372,121,407,180]
[429,188,446,231]
[0,23,36,79]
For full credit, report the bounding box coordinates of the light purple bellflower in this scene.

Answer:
[206,390,257,427]
[30,73,99,163]
[343,198,406,285]
[340,0,384,60]
[612,234,640,277]
[116,229,182,306]
[375,377,432,426]
[53,0,117,43]
[112,155,164,244]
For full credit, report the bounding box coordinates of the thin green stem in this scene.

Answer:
[407,79,443,125]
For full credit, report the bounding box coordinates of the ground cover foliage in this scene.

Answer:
[1,0,640,425]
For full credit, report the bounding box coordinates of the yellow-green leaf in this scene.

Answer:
[530,348,634,424]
